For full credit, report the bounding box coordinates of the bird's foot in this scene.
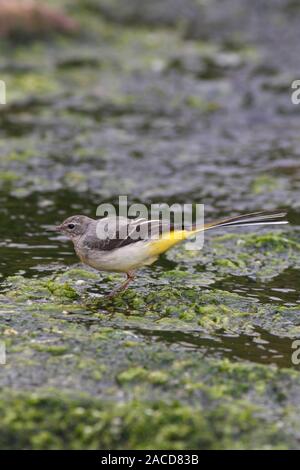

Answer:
[106,272,135,299]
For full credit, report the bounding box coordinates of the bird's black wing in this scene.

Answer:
[82,217,171,251]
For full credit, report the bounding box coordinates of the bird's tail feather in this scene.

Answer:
[202,210,288,232]
[148,210,288,257]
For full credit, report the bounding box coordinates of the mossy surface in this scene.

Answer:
[0,383,298,450]
[1,247,300,449]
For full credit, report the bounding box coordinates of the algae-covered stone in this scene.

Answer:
[0,356,300,449]
[168,230,300,282]
[117,367,148,384]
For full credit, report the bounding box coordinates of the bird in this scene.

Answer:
[55,210,288,296]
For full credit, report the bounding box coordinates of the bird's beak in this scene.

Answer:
[55,225,63,232]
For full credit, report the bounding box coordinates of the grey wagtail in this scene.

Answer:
[56,210,288,296]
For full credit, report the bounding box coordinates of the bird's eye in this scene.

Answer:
[68,223,75,230]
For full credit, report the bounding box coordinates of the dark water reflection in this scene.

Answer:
[58,312,300,370]
[133,326,300,370]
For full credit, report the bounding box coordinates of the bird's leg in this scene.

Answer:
[107,271,135,298]
[119,271,135,292]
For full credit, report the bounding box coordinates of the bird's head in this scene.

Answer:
[55,215,93,239]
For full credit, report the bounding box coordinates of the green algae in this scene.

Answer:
[0,356,299,449]
[169,230,300,282]
[44,280,78,300]
[251,175,282,194]
[61,268,100,281]
[30,343,69,356]
[1,72,60,102]
[1,254,299,338]
[0,171,19,188]
[117,367,148,384]
[4,276,78,302]
[185,95,221,112]
[1,269,300,450]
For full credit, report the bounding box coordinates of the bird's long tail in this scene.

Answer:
[201,210,288,232]
[148,210,288,257]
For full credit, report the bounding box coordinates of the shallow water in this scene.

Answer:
[1,189,299,371]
